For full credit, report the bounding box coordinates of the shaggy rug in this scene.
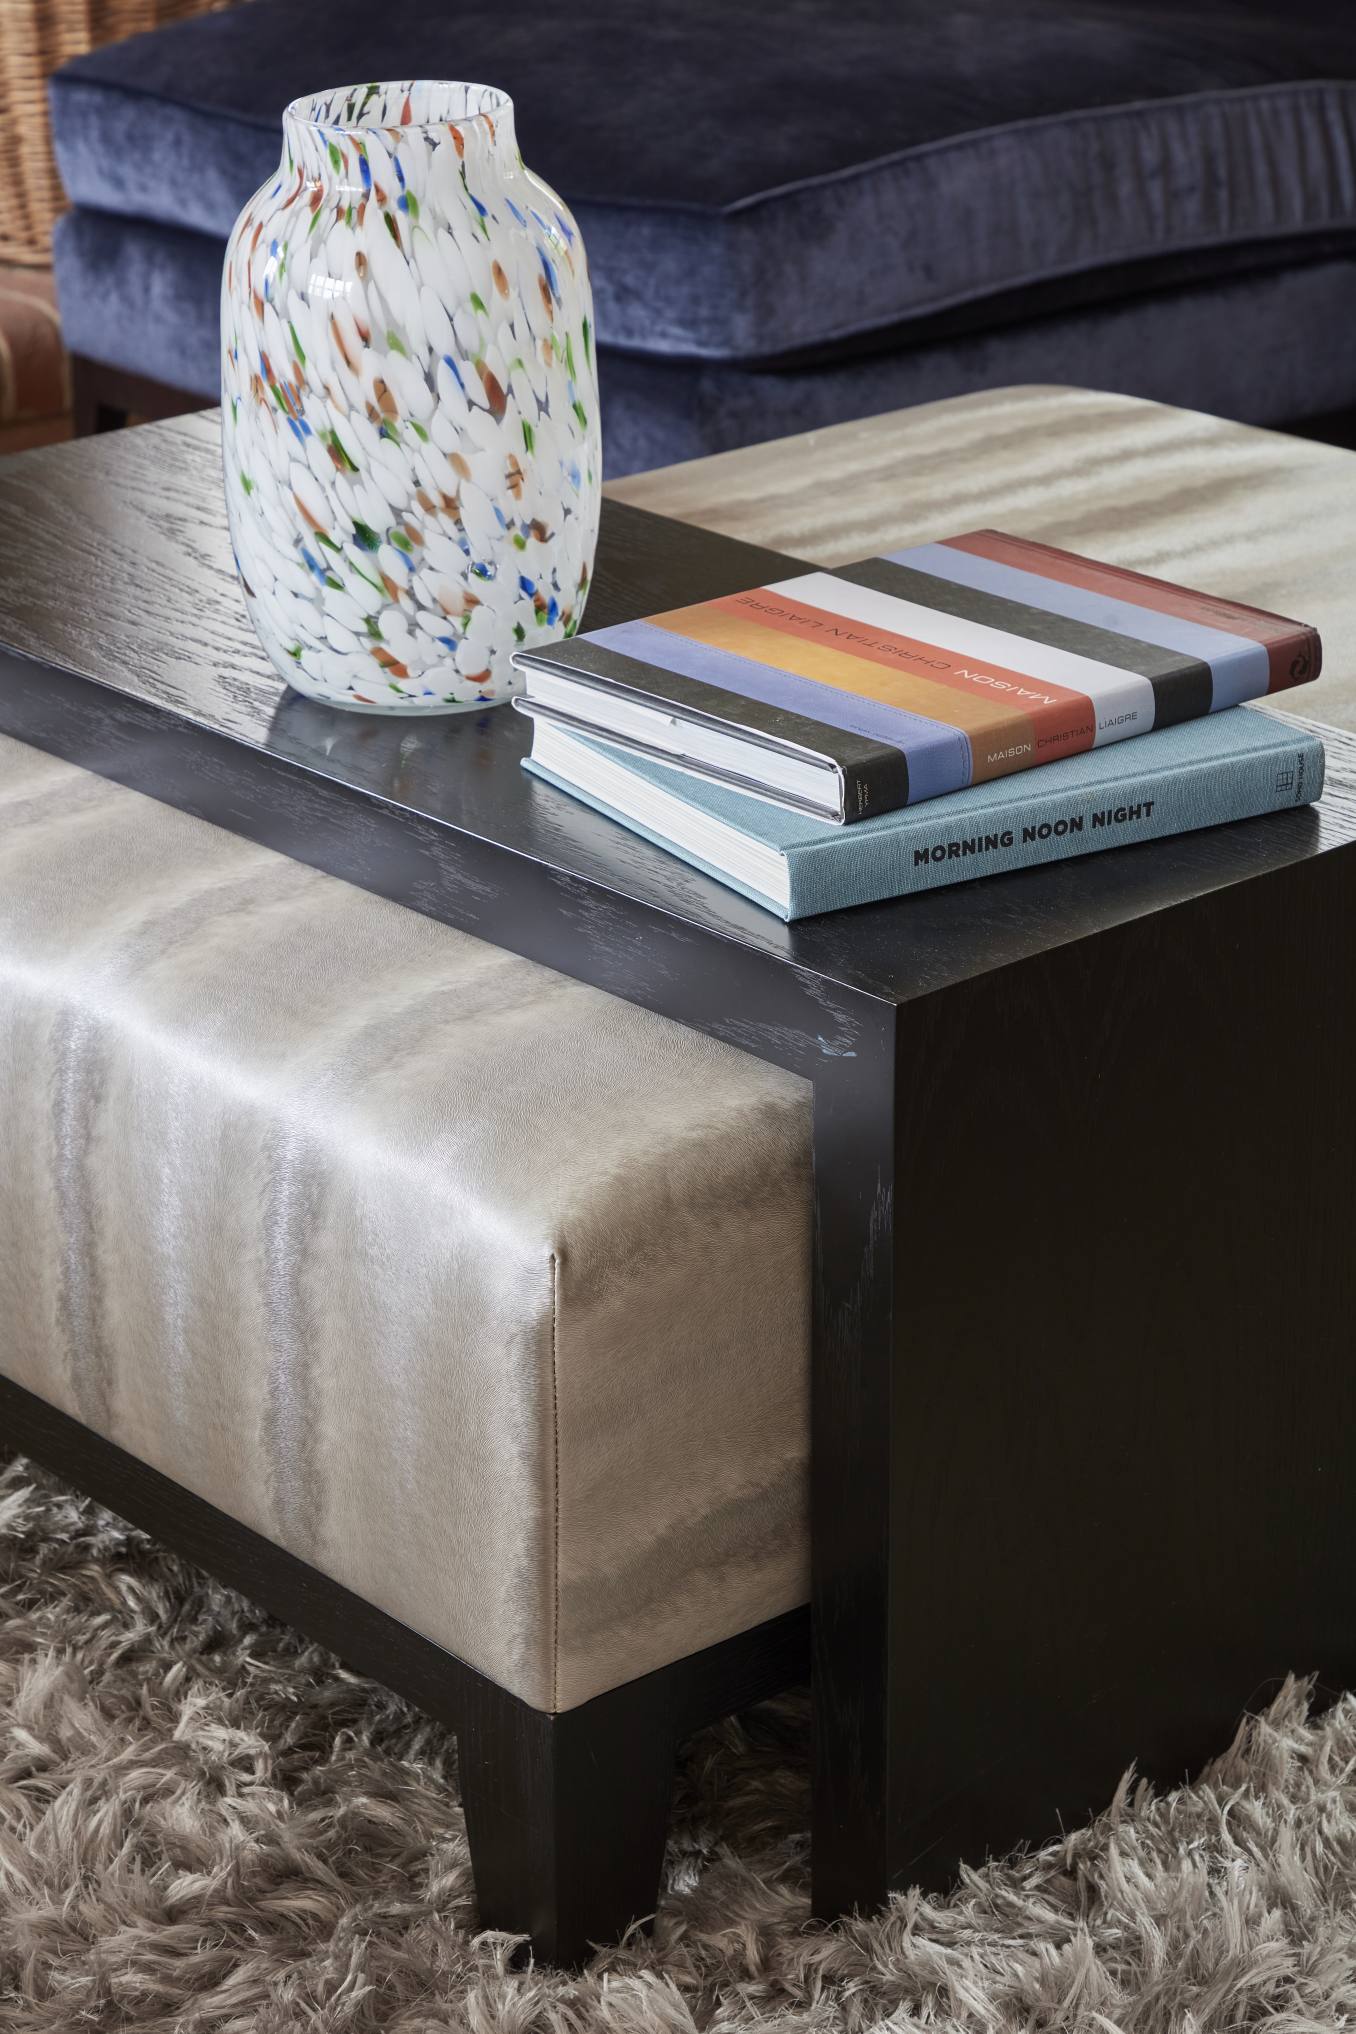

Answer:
[2,1456,1355,2034]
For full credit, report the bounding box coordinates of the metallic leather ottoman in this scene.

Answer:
[0,731,812,1955]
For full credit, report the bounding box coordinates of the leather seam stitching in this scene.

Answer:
[549,1250,560,1714]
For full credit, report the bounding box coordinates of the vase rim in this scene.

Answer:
[283,80,513,140]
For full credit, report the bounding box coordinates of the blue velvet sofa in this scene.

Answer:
[49,0,1356,475]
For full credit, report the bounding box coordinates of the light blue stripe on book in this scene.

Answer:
[525,706,1324,921]
[589,618,972,802]
[888,542,1270,709]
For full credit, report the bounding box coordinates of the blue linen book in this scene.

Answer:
[524,706,1325,921]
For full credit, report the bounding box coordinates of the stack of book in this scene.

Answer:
[511,529,1325,920]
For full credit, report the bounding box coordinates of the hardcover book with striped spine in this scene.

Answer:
[512,530,1321,823]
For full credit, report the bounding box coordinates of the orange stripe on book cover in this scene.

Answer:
[647,596,1050,781]
[707,588,1098,760]
[648,593,1102,781]
[946,530,1320,693]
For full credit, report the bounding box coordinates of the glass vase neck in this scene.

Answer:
[282,80,517,192]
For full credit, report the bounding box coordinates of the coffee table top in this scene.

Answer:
[0,389,1352,1027]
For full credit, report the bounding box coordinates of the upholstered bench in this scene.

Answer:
[0,730,812,1960]
[48,0,1356,468]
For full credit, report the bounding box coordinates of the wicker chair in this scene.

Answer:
[1,0,229,266]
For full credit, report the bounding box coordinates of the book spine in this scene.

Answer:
[783,733,1324,920]
[844,744,912,821]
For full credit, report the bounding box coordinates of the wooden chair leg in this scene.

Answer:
[459,1670,677,1965]
[69,354,211,437]
[71,354,128,436]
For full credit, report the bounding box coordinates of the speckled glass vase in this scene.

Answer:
[221,82,601,714]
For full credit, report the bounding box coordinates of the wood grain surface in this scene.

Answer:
[609,383,1356,736]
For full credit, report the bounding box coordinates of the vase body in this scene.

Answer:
[221,82,601,714]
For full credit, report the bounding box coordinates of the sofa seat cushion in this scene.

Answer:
[0,734,811,1713]
[48,0,1356,364]
[50,210,1356,472]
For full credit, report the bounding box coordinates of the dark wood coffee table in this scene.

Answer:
[2,397,1355,1927]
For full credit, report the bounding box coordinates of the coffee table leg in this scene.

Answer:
[810,1019,900,1919]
